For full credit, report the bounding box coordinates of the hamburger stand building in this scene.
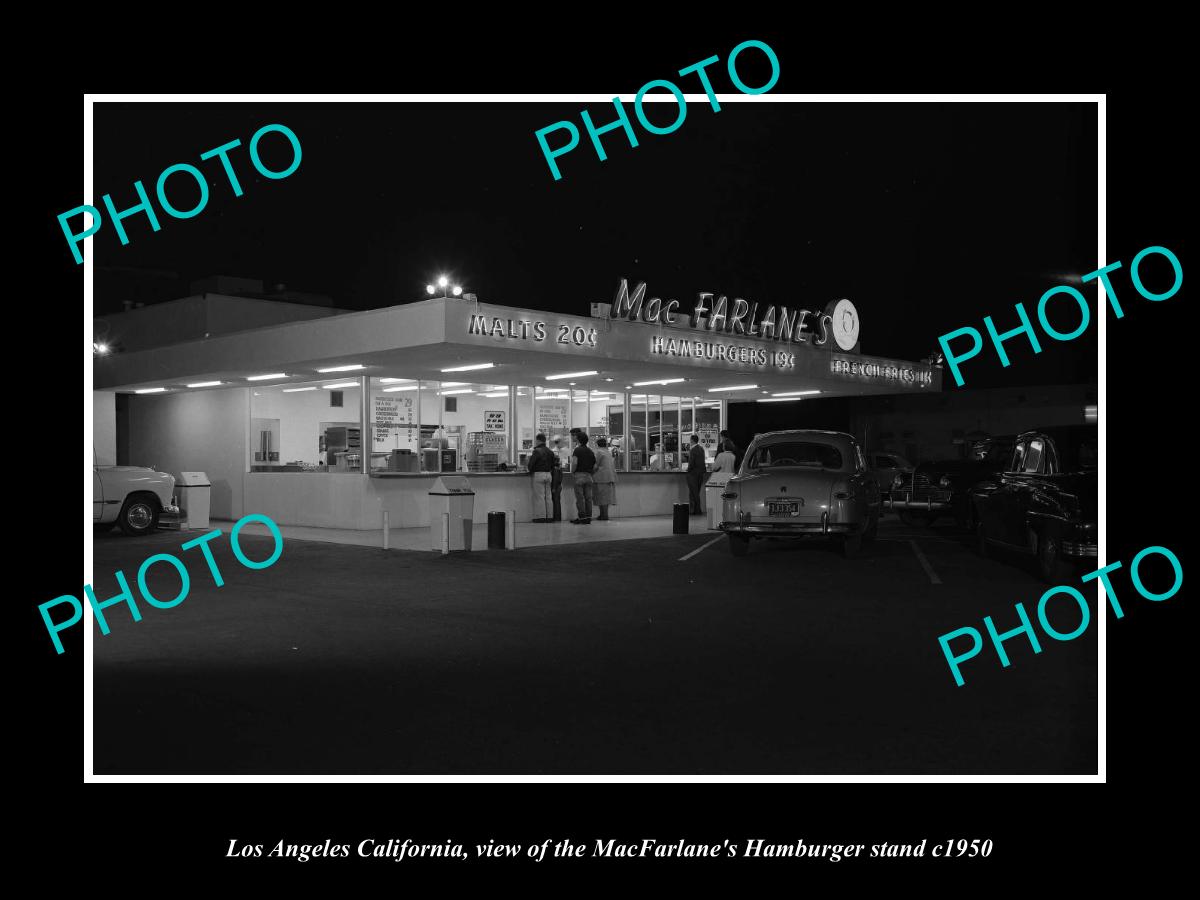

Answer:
[91,278,940,533]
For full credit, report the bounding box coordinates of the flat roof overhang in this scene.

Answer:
[93,298,942,403]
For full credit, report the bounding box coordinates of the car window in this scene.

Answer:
[748,441,843,470]
[1023,439,1044,474]
[1010,442,1027,473]
[1044,441,1059,475]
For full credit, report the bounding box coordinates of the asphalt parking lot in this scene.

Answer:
[91,516,1097,774]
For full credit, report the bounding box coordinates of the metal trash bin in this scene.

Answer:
[705,472,733,530]
[429,475,475,551]
[177,472,212,530]
[487,511,506,549]
[673,502,690,534]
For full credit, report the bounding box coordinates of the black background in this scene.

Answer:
[27,22,1186,887]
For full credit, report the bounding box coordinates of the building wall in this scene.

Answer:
[93,391,116,465]
[127,388,249,519]
[95,293,339,353]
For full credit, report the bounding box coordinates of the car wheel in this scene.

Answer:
[118,495,160,536]
[728,533,750,557]
[1036,528,1073,584]
[841,532,863,559]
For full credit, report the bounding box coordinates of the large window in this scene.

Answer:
[249,377,363,473]
[370,377,530,474]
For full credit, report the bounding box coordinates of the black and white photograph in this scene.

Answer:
[31,36,1186,878]
[82,95,1104,775]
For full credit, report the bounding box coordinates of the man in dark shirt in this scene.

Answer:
[570,431,596,524]
[527,433,556,522]
[686,433,707,515]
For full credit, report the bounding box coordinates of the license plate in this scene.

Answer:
[767,501,800,516]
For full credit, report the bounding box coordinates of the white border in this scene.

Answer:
[83,92,1105,784]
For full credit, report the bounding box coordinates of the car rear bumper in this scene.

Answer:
[719,517,857,537]
[884,492,952,512]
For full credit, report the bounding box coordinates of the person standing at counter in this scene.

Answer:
[528,433,556,523]
[719,430,741,469]
[593,437,617,521]
[570,431,596,524]
[712,439,738,474]
[550,435,566,521]
[686,433,707,515]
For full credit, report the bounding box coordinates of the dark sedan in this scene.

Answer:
[968,425,1098,582]
[885,435,1014,527]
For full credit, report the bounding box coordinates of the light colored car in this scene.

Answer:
[93,464,178,535]
[718,430,881,558]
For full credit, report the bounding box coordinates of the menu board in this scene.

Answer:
[373,394,417,450]
[536,400,569,435]
[484,410,506,432]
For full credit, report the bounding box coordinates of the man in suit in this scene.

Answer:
[686,433,707,515]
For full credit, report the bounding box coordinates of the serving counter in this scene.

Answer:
[243,470,698,531]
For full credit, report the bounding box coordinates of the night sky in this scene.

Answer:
[92,101,1097,388]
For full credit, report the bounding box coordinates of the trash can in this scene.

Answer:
[673,502,690,534]
[177,472,211,530]
[429,475,475,551]
[487,511,506,549]
[705,472,733,531]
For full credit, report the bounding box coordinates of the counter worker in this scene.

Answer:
[570,431,596,524]
[528,433,556,522]
[650,442,664,471]
[593,437,617,521]
[550,435,566,521]
[686,433,707,515]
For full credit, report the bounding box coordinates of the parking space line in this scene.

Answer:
[679,535,724,561]
[909,539,943,584]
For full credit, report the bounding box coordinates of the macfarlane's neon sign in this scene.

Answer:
[609,278,861,353]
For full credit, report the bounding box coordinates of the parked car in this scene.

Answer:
[93,464,179,535]
[968,425,1098,582]
[718,430,880,558]
[867,451,913,498]
[886,435,1015,527]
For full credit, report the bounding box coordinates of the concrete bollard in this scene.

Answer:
[441,512,450,556]
[382,510,390,551]
[507,508,517,549]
